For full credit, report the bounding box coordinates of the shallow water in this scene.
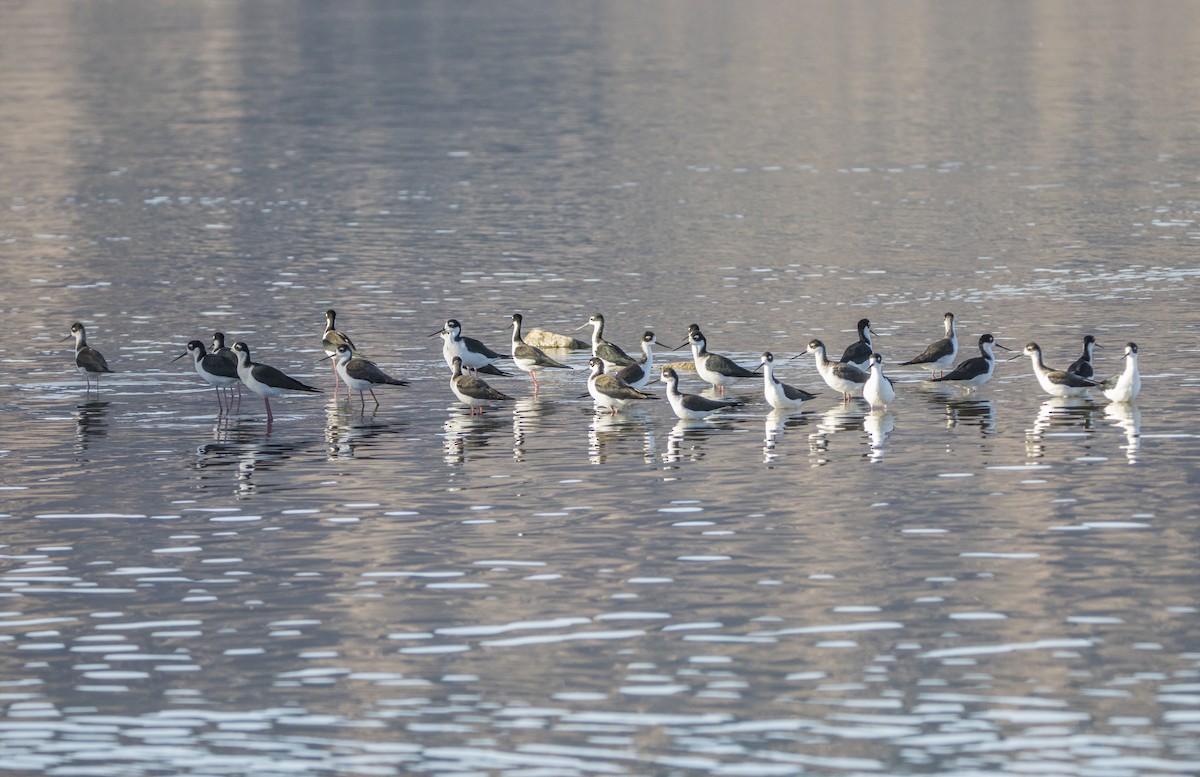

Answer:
[3,2,1200,775]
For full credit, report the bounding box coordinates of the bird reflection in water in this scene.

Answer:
[663,417,734,465]
[73,400,110,452]
[443,408,504,464]
[864,409,896,463]
[512,396,552,462]
[325,401,407,461]
[194,417,304,497]
[588,409,653,465]
[1025,396,1098,459]
[808,401,868,465]
[763,409,813,466]
[1104,402,1141,464]
[933,390,997,436]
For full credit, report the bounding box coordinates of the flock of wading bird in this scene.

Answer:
[62,309,1143,425]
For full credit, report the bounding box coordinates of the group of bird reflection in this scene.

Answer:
[63,309,1143,426]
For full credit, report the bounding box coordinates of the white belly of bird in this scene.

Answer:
[514,355,542,374]
[451,380,486,408]
[864,371,896,408]
[239,368,278,398]
[1035,367,1088,398]
[1104,372,1140,403]
[696,358,734,389]
[764,378,801,410]
[818,362,862,396]
[338,365,373,393]
[588,382,626,411]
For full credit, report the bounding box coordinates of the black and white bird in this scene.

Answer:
[509,313,571,393]
[321,309,358,397]
[232,341,321,423]
[758,351,817,411]
[1066,335,1098,379]
[615,331,659,390]
[661,366,741,420]
[61,322,113,391]
[577,313,637,371]
[1021,342,1100,398]
[801,339,868,401]
[211,331,242,407]
[1099,342,1141,403]
[432,319,510,376]
[863,353,897,410]
[682,328,757,396]
[839,318,878,371]
[449,356,513,416]
[586,357,653,415]
[901,312,958,377]
[931,334,1010,390]
[325,343,409,410]
[173,339,241,411]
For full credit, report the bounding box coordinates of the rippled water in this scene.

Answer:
[3,2,1200,775]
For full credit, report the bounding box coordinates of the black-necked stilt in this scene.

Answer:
[231,341,321,423]
[661,366,740,420]
[801,339,868,401]
[173,339,240,411]
[211,331,241,408]
[839,318,877,371]
[615,331,659,390]
[577,313,637,370]
[758,351,817,411]
[1020,342,1099,397]
[863,353,897,410]
[510,313,571,394]
[450,355,513,415]
[681,328,757,395]
[322,309,357,397]
[61,322,113,391]
[324,343,408,410]
[1100,342,1140,403]
[586,356,652,415]
[901,312,958,377]
[1067,335,1098,379]
[433,319,510,376]
[931,333,1010,390]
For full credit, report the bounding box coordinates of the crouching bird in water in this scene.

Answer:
[661,366,741,420]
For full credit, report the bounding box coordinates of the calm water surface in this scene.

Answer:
[2,2,1200,775]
